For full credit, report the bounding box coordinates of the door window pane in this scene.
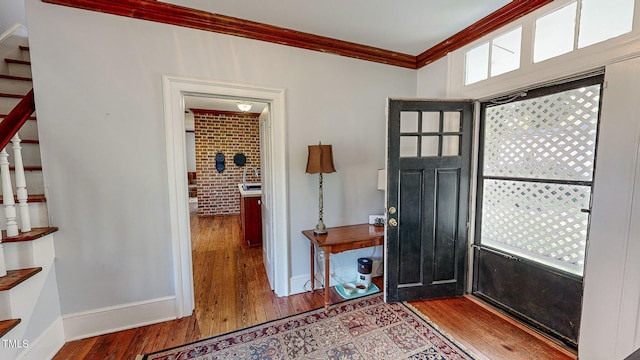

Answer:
[534,2,577,63]
[421,136,439,157]
[442,136,460,156]
[578,0,634,48]
[443,112,461,133]
[491,27,522,77]
[465,42,489,85]
[400,136,418,157]
[400,112,418,133]
[422,112,440,133]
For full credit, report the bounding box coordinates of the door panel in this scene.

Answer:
[474,248,583,342]
[386,99,473,303]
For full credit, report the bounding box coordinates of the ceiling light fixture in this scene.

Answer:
[237,102,252,112]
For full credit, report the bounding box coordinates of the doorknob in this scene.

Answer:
[388,207,397,215]
[388,218,398,227]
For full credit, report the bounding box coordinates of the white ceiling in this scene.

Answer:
[178,1,512,112]
[161,0,511,55]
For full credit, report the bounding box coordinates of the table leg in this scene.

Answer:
[324,250,330,314]
[310,244,315,293]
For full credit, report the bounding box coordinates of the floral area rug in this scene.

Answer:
[138,293,475,359]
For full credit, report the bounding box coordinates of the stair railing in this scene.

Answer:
[0,89,35,276]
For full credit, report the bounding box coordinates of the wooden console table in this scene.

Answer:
[302,223,384,314]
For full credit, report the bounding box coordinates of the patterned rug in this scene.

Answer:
[138,293,475,359]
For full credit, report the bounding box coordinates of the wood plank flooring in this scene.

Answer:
[53,214,576,359]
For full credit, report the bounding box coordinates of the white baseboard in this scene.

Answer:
[62,296,177,341]
[16,318,65,360]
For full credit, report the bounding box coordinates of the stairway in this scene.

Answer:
[0,27,63,359]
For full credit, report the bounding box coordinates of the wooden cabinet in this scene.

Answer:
[240,195,262,246]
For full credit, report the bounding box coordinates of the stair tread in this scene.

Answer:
[0,194,46,203]
[4,59,30,65]
[2,227,58,243]
[0,267,42,291]
[0,92,24,98]
[0,114,36,120]
[19,46,29,51]
[8,166,42,171]
[0,319,20,338]
[0,74,32,82]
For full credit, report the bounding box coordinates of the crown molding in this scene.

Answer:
[416,0,552,67]
[42,0,552,70]
[41,0,417,69]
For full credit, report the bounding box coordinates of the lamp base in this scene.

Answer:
[313,221,328,235]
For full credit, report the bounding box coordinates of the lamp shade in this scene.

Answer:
[306,143,336,174]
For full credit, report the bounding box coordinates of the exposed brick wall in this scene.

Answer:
[194,110,261,216]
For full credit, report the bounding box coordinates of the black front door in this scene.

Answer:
[385,99,473,302]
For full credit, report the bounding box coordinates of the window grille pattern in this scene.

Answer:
[483,85,600,182]
[481,180,590,274]
[479,81,601,276]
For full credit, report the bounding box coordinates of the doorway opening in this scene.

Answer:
[162,75,289,317]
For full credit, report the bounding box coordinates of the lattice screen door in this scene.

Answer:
[473,75,603,347]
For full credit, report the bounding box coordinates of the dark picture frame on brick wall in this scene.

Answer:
[234,153,246,166]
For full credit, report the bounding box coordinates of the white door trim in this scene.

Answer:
[162,75,290,317]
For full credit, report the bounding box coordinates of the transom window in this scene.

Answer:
[464,0,636,85]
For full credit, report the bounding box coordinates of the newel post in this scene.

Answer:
[12,134,30,232]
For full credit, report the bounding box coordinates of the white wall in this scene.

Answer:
[0,0,26,34]
[579,57,640,359]
[24,0,415,320]
[416,57,449,98]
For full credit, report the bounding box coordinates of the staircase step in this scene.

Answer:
[4,59,31,78]
[0,114,35,120]
[0,75,31,82]
[0,319,20,338]
[2,227,58,243]
[0,95,23,113]
[19,46,30,62]
[0,75,31,95]
[0,194,46,203]
[0,169,44,196]
[0,93,23,99]
[8,166,42,171]
[4,59,30,66]
[0,268,42,291]
[2,143,42,168]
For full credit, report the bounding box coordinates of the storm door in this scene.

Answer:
[473,75,604,347]
[386,99,473,302]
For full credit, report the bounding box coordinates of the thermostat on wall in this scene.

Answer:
[369,214,385,227]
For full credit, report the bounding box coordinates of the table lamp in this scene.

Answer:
[306,142,336,234]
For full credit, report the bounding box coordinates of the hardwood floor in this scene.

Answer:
[53,213,576,359]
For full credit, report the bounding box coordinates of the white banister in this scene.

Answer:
[0,146,16,277]
[12,134,30,232]
[0,147,18,237]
